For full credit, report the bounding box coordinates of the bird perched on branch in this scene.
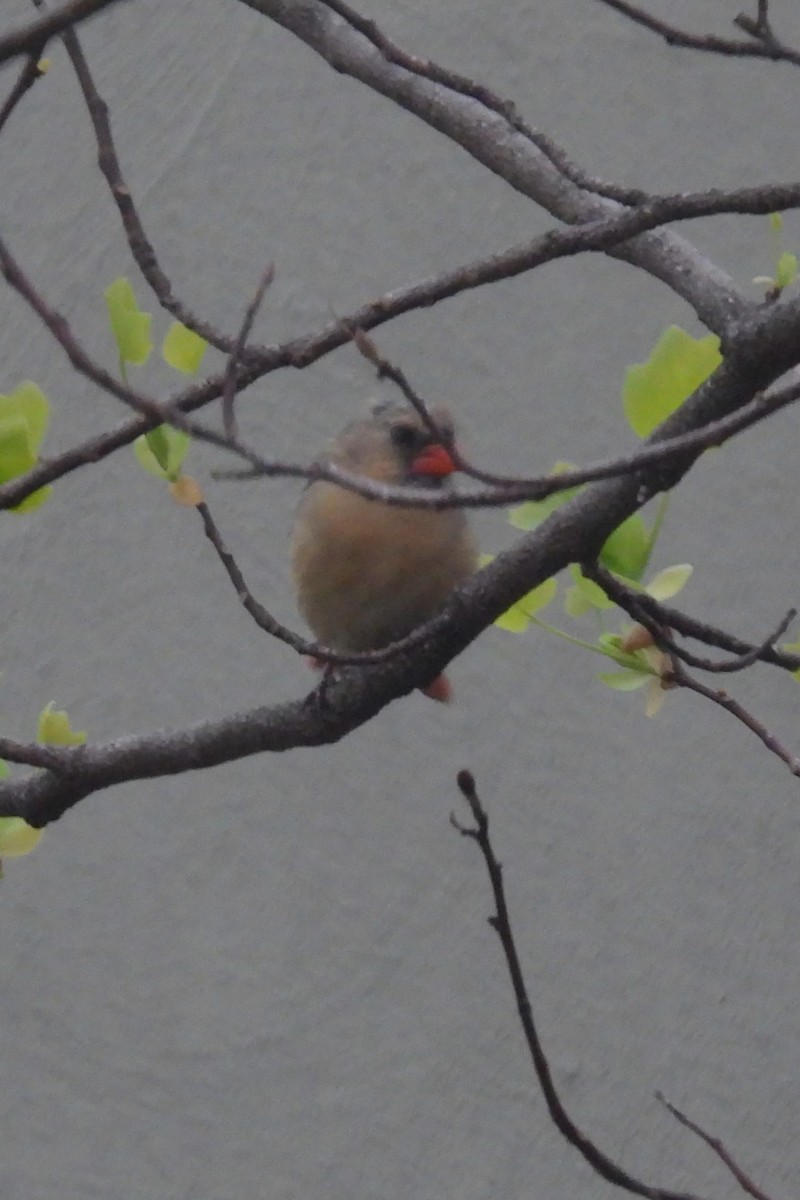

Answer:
[291,401,477,701]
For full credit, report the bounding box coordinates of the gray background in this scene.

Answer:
[2,1,800,1197]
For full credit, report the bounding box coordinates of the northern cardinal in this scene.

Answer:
[291,401,477,701]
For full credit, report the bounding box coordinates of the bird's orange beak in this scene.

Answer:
[410,443,457,477]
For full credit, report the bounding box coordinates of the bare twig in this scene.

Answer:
[670,662,800,777]
[656,1093,776,1200]
[595,0,800,68]
[53,18,234,352]
[454,769,705,1200]
[222,263,275,439]
[196,498,444,666]
[0,53,47,135]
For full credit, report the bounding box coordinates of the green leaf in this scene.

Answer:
[0,817,42,858]
[597,632,658,673]
[598,670,650,691]
[0,381,49,451]
[0,418,36,483]
[162,323,208,374]
[508,462,582,530]
[134,425,190,481]
[769,212,783,234]
[567,565,614,612]
[37,702,87,747]
[645,563,693,601]
[105,277,153,366]
[0,383,52,512]
[623,326,722,438]
[564,584,591,618]
[0,759,7,779]
[600,513,651,582]
[776,251,797,291]
[494,577,558,632]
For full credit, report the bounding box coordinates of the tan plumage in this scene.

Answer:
[291,402,477,699]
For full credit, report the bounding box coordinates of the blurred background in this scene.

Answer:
[2,1,799,1197]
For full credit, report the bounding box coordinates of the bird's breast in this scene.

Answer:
[291,481,476,650]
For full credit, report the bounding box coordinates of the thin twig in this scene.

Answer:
[454,769,704,1200]
[584,564,800,674]
[656,1093,776,1200]
[196,499,445,666]
[586,567,800,774]
[54,18,234,352]
[222,263,275,439]
[595,0,800,68]
[0,53,47,135]
[670,662,800,778]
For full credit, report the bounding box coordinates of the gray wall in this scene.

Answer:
[2,1,800,1197]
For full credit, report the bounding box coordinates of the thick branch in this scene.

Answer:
[0,0,131,64]
[239,0,748,331]
[4,322,800,825]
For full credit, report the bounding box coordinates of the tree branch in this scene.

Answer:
[655,1093,776,1200]
[4,325,800,825]
[595,1,800,69]
[0,0,132,64]
[454,770,705,1200]
[238,0,749,331]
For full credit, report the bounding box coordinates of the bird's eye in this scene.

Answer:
[389,422,421,451]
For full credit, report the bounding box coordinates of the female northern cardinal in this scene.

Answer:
[291,402,477,701]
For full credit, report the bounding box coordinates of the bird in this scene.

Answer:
[291,400,477,701]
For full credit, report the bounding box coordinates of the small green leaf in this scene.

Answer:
[523,576,558,615]
[597,632,656,672]
[600,514,651,582]
[508,462,582,530]
[623,326,722,438]
[564,585,591,618]
[769,212,783,234]
[494,577,558,632]
[567,565,614,611]
[0,418,36,482]
[0,384,52,512]
[598,670,651,691]
[0,817,42,858]
[105,277,153,366]
[645,680,667,717]
[776,251,797,291]
[0,759,8,779]
[162,323,208,374]
[645,563,693,601]
[0,381,49,451]
[37,702,87,747]
[134,425,190,481]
